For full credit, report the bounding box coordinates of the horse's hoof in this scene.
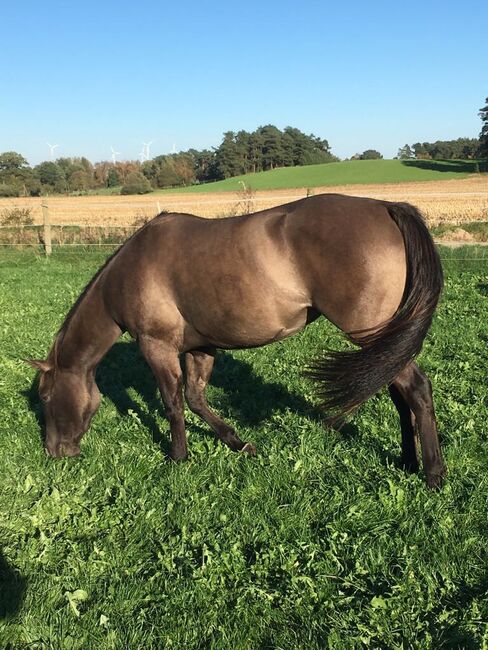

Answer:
[401,457,419,474]
[170,452,188,462]
[426,473,445,490]
[240,442,257,456]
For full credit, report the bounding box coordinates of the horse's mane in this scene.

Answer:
[57,244,123,338]
[50,216,165,362]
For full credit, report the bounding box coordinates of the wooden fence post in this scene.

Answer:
[41,203,52,256]
[157,201,161,214]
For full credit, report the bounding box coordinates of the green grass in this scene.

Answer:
[1,247,487,648]
[158,159,487,194]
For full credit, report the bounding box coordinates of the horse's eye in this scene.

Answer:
[40,393,51,403]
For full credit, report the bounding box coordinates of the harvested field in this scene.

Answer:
[1,175,487,227]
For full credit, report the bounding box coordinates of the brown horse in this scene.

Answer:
[28,194,446,487]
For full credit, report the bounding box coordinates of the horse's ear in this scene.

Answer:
[25,359,52,373]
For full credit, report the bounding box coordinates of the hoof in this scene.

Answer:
[401,457,419,474]
[426,472,445,490]
[240,442,257,456]
[170,451,188,462]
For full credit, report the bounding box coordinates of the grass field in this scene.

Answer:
[0,247,487,648]
[158,159,487,194]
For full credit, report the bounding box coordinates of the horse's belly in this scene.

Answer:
[185,300,310,350]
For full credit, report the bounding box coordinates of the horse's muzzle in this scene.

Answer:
[45,442,81,458]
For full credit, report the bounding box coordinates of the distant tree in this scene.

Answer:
[172,153,196,185]
[188,149,217,182]
[214,131,242,178]
[281,130,295,167]
[0,151,34,195]
[107,167,120,187]
[24,177,42,196]
[398,144,414,159]
[412,142,431,159]
[235,131,251,173]
[406,138,479,161]
[456,138,479,159]
[479,96,488,158]
[0,151,28,174]
[259,125,284,170]
[93,161,111,187]
[114,161,139,184]
[359,149,383,160]
[143,153,197,188]
[53,157,95,191]
[0,184,20,197]
[34,161,66,192]
[155,162,179,188]
[69,170,91,191]
[248,131,265,173]
[121,171,152,194]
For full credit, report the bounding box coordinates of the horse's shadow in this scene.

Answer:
[0,551,27,620]
[95,341,346,451]
[477,283,488,298]
[24,340,360,456]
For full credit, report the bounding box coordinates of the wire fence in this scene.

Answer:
[1,197,487,262]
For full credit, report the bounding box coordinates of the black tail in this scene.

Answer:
[307,202,443,422]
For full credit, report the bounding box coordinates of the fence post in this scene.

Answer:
[41,203,52,256]
[156,201,161,214]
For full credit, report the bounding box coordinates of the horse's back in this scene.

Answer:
[101,194,407,348]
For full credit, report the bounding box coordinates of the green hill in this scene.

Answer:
[158,159,485,194]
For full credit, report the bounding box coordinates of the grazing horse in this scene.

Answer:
[28,194,446,487]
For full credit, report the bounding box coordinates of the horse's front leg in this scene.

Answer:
[139,336,187,460]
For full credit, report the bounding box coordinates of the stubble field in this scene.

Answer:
[1,175,487,228]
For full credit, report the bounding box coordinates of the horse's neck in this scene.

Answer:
[54,281,121,372]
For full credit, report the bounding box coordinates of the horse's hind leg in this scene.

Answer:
[388,384,419,473]
[391,362,446,488]
[184,349,256,455]
[139,337,187,461]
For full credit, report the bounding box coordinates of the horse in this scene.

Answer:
[27,193,446,488]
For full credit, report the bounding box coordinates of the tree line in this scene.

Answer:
[1,98,487,196]
[397,138,480,160]
[397,97,488,160]
[0,125,338,197]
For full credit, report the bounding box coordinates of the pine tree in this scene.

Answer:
[479,97,488,158]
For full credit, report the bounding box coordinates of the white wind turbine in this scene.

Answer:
[171,143,177,154]
[111,146,121,165]
[47,142,59,159]
[142,140,154,160]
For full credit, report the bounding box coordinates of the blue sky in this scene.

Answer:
[1,0,486,164]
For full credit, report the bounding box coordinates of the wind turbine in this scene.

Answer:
[142,140,154,160]
[111,146,121,165]
[171,143,177,154]
[138,148,146,163]
[47,142,59,159]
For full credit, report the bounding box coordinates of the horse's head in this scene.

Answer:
[27,359,101,458]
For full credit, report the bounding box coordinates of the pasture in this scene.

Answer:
[157,159,487,194]
[0,246,487,648]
